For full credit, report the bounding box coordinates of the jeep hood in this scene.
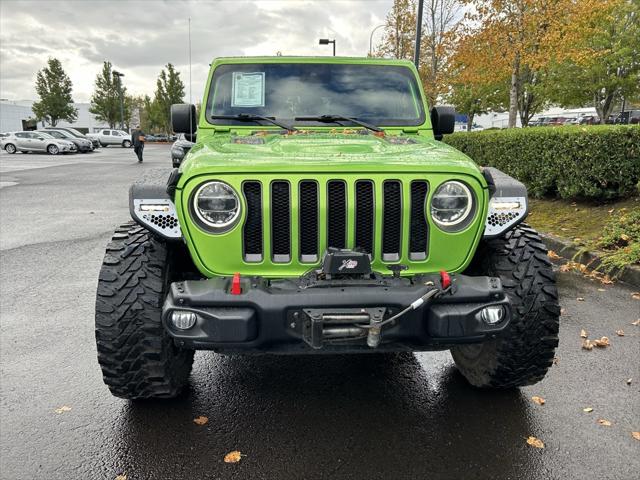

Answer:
[179,132,483,180]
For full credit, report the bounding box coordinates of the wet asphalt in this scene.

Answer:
[0,145,638,480]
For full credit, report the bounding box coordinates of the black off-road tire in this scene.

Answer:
[451,224,560,388]
[95,222,194,399]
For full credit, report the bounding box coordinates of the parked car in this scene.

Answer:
[144,134,157,142]
[1,131,76,155]
[86,129,132,147]
[94,56,560,400]
[44,127,99,148]
[153,133,169,142]
[170,134,195,168]
[43,129,94,152]
[577,115,598,125]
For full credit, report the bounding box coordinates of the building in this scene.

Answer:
[0,99,113,133]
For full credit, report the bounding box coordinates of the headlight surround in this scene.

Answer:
[191,181,241,232]
[430,180,475,231]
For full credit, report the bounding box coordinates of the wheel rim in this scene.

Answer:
[48,145,59,155]
[6,144,16,153]
[124,141,131,147]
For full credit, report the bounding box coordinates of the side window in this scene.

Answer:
[15,132,27,138]
[103,130,111,136]
[28,133,40,139]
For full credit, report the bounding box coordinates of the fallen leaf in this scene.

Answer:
[526,436,545,449]
[193,416,209,426]
[577,297,585,301]
[593,336,610,348]
[597,419,612,427]
[115,475,127,480]
[583,407,593,413]
[615,329,625,336]
[626,378,632,385]
[631,319,640,326]
[620,233,630,242]
[224,451,243,463]
[580,329,588,338]
[548,250,561,260]
[632,432,640,441]
[582,339,593,350]
[607,208,615,214]
[597,288,606,292]
[560,308,566,315]
[632,292,640,300]
[55,405,72,414]
[531,396,545,405]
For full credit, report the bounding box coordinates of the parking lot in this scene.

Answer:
[0,145,638,480]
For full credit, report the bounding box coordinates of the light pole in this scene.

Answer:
[112,70,125,130]
[319,38,336,56]
[369,24,386,57]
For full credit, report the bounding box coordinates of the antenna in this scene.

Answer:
[188,16,193,136]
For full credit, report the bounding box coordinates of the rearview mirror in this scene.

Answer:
[430,106,455,140]
[171,104,197,135]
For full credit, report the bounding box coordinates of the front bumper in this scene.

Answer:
[162,273,511,353]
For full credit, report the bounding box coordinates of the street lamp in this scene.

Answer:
[112,70,125,130]
[369,24,386,57]
[319,38,336,56]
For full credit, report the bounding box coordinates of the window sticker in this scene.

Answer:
[231,72,265,107]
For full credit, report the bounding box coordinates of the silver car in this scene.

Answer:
[1,131,76,155]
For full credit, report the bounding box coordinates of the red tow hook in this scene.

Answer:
[230,272,242,295]
[440,270,451,290]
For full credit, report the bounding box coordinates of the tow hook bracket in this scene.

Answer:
[300,308,386,349]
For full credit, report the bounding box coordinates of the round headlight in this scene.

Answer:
[193,181,241,231]
[431,181,473,229]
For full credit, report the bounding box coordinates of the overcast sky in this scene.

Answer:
[0,0,392,103]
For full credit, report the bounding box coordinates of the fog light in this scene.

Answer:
[171,311,197,330]
[480,306,504,325]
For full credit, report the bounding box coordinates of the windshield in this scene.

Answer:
[65,128,86,138]
[49,130,71,138]
[206,63,426,127]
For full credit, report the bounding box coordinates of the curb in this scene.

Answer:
[540,232,640,288]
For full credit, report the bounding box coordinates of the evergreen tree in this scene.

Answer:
[152,63,185,133]
[32,58,77,126]
[89,61,129,128]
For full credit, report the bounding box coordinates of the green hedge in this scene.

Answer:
[443,125,640,200]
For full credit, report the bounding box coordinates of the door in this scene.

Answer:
[29,133,47,151]
[13,133,30,150]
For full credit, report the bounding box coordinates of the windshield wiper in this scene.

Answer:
[211,114,297,131]
[294,115,383,133]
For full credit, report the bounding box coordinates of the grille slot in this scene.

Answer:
[299,181,319,262]
[327,181,347,249]
[354,181,374,256]
[409,181,429,260]
[242,182,263,261]
[271,181,291,262]
[382,181,402,261]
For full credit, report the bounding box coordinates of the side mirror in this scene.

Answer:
[430,106,455,140]
[171,104,197,135]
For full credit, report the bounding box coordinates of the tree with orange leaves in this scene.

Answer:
[457,0,613,127]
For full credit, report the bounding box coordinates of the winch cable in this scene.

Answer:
[359,287,449,330]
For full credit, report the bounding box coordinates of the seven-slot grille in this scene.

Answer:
[242,179,429,264]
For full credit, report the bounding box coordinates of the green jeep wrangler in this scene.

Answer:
[95,57,559,399]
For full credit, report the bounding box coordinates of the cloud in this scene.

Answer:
[0,0,391,102]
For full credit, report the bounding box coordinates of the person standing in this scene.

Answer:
[131,125,145,163]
